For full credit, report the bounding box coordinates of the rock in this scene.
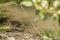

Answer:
[6,37,15,40]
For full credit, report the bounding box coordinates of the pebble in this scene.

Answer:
[7,37,15,40]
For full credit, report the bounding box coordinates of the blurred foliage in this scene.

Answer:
[0,0,60,23]
[0,10,6,17]
[0,0,60,38]
[43,12,52,20]
[15,0,23,6]
[20,0,32,7]
[0,25,11,30]
[42,29,60,40]
[0,0,13,3]
[58,15,60,25]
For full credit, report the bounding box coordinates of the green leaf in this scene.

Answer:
[0,26,11,30]
[0,0,10,3]
[53,14,58,20]
[58,15,60,25]
[53,0,59,8]
[41,0,48,9]
[43,12,52,20]
[44,30,53,38]
[56,6,60,10]
[0,10,6,17]
[39,12,44,19]
[36,0,41,3]
[36,9,40,15]
[20,1,32,7]
[15,0,23,5]
[0,1,15,8]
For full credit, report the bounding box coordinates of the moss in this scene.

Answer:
[0,25,11,30]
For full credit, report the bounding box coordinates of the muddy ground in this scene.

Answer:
[0,31,41,40]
